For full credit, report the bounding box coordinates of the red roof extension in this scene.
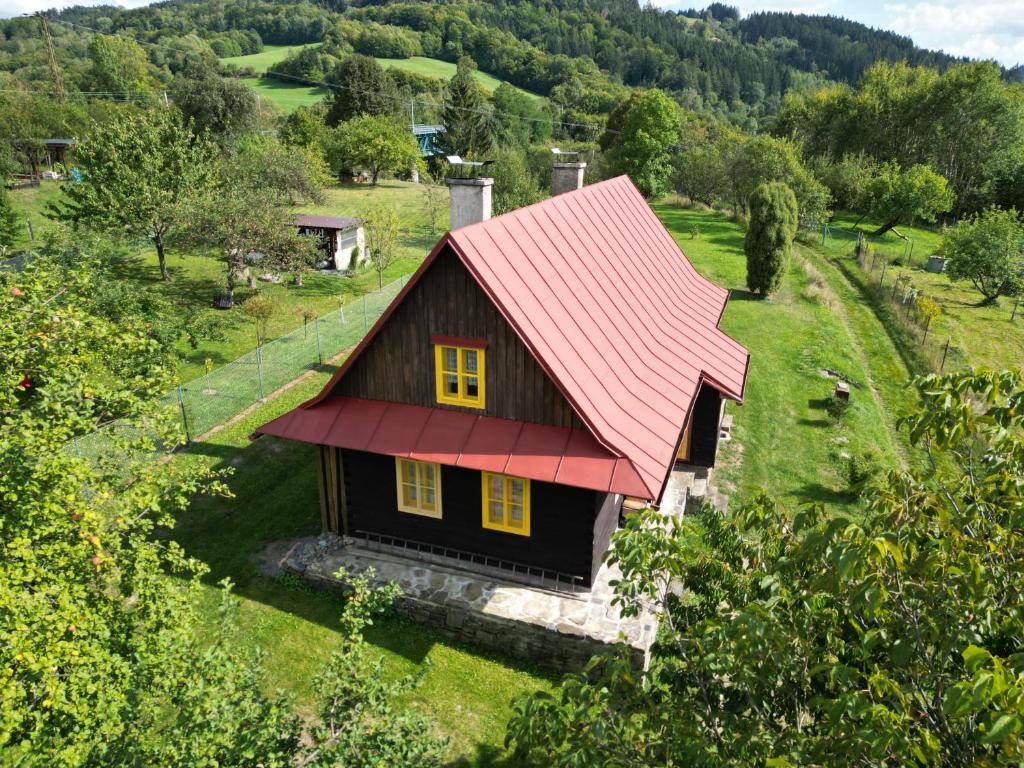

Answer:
[259,175,748,500]
[257,397,651,497]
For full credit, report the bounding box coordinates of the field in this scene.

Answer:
[8,179,448,382]
[378,56,543,101]
[218,45,542,112]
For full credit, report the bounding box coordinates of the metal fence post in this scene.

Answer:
[362,294,368,332]
[314,317,322,364]
[176,385,191,444]
[256,346,266,401]
[940,337,950,371]
[25,218,34,241]
[1012,296,1020,323]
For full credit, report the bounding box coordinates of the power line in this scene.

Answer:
[45,14,615,136]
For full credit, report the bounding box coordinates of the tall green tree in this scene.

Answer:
[361,204,399,289]
[866,161,954,236]
[731,134,830,224]
[438,57,493,159]
[324,115,421,184]
[492,148,545,215]
[744,181,797,295]
[325,54,397,127]
[508,368,1024,767]
[171,59,258,142]
[86,34,154,97]
[51,109,215,281]
[943,207,1024,304]
[491,83,550,148]
[605,89,680,198]
[0,255,447,767]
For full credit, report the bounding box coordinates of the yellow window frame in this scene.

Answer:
[395,458,442,519]
[434,344,485,409]
[481,472,530,536]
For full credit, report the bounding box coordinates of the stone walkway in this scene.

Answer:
[273,533,659,670]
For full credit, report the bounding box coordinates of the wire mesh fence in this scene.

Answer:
[68,274,410,459]
[815,223,968,373]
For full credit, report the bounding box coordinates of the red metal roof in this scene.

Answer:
[272,175,748,500]
[255,397,651,497]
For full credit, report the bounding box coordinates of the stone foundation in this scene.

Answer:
[277,535,657,671]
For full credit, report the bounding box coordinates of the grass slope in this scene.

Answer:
[174,373,552,766]
[379,56,543,101]
[220,44,319,73]
[655,202,904,509]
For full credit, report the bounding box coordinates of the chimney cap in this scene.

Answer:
[551,147,581,158]
[446,155,496,179]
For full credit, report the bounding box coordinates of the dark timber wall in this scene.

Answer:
[334,246,583,428]
[689,384,723,467]
[340,449,610,585]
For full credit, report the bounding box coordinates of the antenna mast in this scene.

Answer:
[35,13,66,102]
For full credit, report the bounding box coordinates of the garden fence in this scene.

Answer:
[815,224,968,373]
[67,274,410,460]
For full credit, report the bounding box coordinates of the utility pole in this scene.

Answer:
[34,13,65,102]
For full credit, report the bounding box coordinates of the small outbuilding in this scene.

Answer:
[294,214,365,272]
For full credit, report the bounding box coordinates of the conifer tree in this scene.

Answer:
[744,181,798,295]
[438,57,493,159]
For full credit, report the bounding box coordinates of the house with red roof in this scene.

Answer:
[256,169,748,590]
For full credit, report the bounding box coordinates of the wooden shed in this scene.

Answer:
[294,214,365,271]
[258,176,748,589]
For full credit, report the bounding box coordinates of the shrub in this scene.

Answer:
[745,181,798,295]
[848,448,885,491]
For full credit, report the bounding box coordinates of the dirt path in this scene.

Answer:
[796,247,912,470]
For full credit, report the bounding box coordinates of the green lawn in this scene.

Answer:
[820,213,1022,373]
[5,179,63,250]
[379,56,543,101]
[174,373,553,765]
[9,179,447,382]
[220,44,319,74]
[654,202,906,509]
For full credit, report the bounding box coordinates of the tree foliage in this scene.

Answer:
[324,115,420,184]
[745,181,798,295]
[51,108,215,281]
[437,58,493,160]
[866,161,954,235]
[85,34,155,97]
[171,59,258,142]
[604,89,680,198]
[0,188,19,249]
[324,54,397,126]
[508,368,1024,766]
[943,207,1024,303]
[361,204,399,290]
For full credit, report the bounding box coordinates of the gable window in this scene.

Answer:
[434,343,485,409]
[481,472,530,536]
[395,458,442,519]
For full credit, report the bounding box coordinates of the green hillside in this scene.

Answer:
[378,56,543,101]
[220,43,319,73]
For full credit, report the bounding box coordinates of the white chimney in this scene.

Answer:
[446,177,493,229]
[550,148,586,195]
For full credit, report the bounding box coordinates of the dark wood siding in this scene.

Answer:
[334,246,583,428]
[342,449,601,585]
[689,384,723,467]
[591,493,622,583]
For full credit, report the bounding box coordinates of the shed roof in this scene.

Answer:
[257,396,650,497]
[294,214,361,231]
[265,175,748,500]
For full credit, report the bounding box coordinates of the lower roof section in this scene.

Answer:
[253,396,651,499]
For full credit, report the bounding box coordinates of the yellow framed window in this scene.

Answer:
[395,458,442,519]
[481,472,530,536]
[434,344,485,409]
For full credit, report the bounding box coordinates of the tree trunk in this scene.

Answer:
[372,168,380,185]
[154,234,170,282]
[224,265,236,307]
[293,271,303,286]
[871,219,901,237]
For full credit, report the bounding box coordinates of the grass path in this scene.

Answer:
[795,245,912,468]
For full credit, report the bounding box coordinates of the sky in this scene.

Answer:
[2,0,1021,67]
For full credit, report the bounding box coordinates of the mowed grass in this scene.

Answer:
[220,43,319,74]
[379,56,543,101]
[5,179,63,249]
[174,373,553,765]
[654,203,903,509]
[822,213,1023,373]
[9,179,447,382]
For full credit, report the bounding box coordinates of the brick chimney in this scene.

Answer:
[551,150,586,196]
[446,177,493,229]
